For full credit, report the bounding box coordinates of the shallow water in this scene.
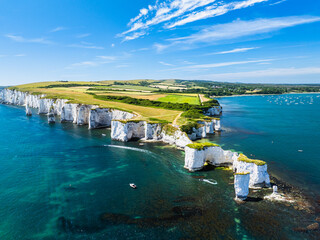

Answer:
[0,102,318,239]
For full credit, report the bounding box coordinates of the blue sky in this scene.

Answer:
[0,0,320,85]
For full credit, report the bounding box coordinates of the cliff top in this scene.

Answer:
[238,154,266,166]
[186,142,220,150]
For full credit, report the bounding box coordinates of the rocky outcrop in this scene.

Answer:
[0,89,135,128]
[145,122,163,140]
[161,127,192,148]
[233,154,271,188]
[234,173,250,200]
[111,120,192,148]
[88,108,135,129]
[25,105,32,116]
[205,106,222,116]
[188,119,221,140]
[184,144,237,171]
[111,121,145,142]
[48,108,55,123]
[89,108,112,129]
[184,144,271,191]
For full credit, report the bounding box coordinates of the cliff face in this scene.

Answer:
[184,146,237,171]
[188,119,221,140]
[233,159,271,188]
[205,106,222,116]
[0,89,134,128]
[184,145,271,190]
[234,173,250,200]
[111,120,192,148]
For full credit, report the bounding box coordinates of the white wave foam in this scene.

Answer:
[104,145,153,154]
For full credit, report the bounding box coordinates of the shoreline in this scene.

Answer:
[0,89,317,213]
[215,92,320,98]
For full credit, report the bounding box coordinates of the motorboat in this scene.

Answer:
[129,183,137,189]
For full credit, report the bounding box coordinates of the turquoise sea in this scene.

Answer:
[0,93,319,239]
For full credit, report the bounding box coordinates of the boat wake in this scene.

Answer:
[104,145,153,154]
[200,179,218,185]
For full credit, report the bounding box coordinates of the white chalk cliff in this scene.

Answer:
[0,89,135,128]
[184,144,271,195]
[188,119,221,140]
[234,173,250,200]
[111,120,192,148]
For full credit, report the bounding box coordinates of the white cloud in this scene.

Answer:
[68,43,104,50]
[158,16,320,50]
[166,0,268,29]
[5,34,53,44]
[76,33,91,38]
[159,61,175,66]
[198,67,320,80]
[211,47,259,55]
[50,26,66,32]
[111,43,115,47]
[14,54,26,57]
[120,0,268,40]
[169,59,273,71]
[270,0,287,6]
[66,53,130,69]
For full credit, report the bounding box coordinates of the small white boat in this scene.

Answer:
[129,183,137,189]
[298,150,303,152]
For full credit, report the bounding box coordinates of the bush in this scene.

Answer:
[180,122,199,134]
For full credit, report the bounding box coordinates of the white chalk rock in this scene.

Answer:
[25,105,32,116]
[111,110,135,120]
[77,105,92,125]
[205,106,222,116]
[184,145,236,171]
[38,99,54,114]
[145,122,163,140]
[111,120,145,142]
[234,173,250,200]
[48,110,55,123]
[89,108,112,129]
[213,119,221,131]
[61,104,78,122]
[161,128,192,148]
[233,156,271,188]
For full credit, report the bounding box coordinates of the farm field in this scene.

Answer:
[10,81,208,123]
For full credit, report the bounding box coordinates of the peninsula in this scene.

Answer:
[2,79,318,201]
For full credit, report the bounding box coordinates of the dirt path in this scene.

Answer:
[173,112,182,126]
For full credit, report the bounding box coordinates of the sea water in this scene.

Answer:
[215,94,320,196]
[0,98,318,239]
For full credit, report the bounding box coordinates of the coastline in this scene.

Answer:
[0,87,318,212]
[1,90,320,238]
[215,92,320,98]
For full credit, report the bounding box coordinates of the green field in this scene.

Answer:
[9,80,221,125]
[157,94,200,105]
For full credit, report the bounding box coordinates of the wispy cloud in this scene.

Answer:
[66,53,130,69]
[270,0,287,6]
[120,0,268,41]
[5,34,53,44]
[76,33,91,38]
[68,42,104,50]
[50,26,66,32]
[159,61,175,66]
[198,67,320,80]
[155,16,320,51]
[210,47,259,55]
[168,59,273,71]
[14,54,26,57]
